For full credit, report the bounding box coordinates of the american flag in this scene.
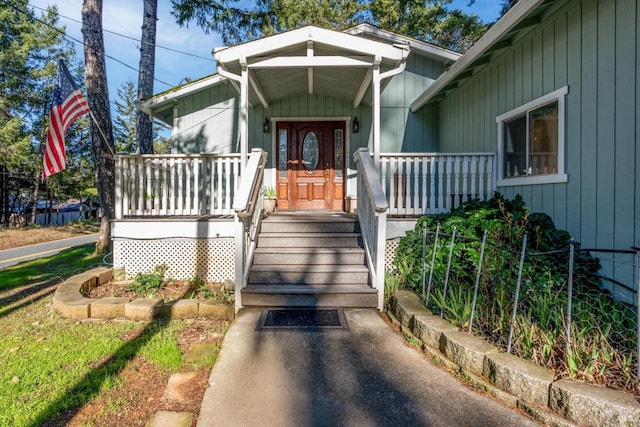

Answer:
[43,60,90,178]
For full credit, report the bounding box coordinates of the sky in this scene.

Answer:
[27,0,502,110]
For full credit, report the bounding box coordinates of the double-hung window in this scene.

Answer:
[497,86,568,186]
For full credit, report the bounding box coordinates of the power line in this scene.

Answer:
[6,0,174,88]
[29,3,216,62]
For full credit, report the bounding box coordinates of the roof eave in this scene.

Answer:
[140,74,226,114]
[343,23,462,64]
[410,0,551,112]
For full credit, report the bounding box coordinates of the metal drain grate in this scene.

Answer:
[256,309,348,331]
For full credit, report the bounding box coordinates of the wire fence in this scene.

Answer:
[413,225,639,400]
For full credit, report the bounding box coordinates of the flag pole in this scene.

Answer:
[87,110,115,157]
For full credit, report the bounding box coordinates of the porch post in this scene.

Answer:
[372,56,381,168]
[240,57,249,173]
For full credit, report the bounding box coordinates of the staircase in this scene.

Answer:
[241,212,378,308]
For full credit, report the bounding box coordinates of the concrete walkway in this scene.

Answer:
[197,309,539,427]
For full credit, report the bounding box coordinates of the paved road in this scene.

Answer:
[198,309,540,427]
[0,233,98,270]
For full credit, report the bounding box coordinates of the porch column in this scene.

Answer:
[372,56,381,167]
[240,57,249,173]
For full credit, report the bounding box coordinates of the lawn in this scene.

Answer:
[0,234,227,426]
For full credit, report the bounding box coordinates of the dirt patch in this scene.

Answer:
[0,222,99,250]
[87,280,231,303]
[50,319,227,427]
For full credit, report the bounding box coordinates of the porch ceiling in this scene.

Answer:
[214,26,409,108]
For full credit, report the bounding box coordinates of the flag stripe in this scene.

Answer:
[43,61,90,179]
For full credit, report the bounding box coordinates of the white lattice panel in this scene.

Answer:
[113,238,235,283]
[386,238,400,273]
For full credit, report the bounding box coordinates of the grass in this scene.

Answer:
[0,243,101,293]
[0,244,226,426]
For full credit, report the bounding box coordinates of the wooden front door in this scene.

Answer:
[276,121,345,210]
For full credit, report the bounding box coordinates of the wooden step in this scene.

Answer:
[252,247,366,265]
[257,233,362,248]
[248,264,370,285]
[241,284,378,308]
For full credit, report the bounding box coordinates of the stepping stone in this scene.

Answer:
[162,371,199,403]
[147,411,192,427]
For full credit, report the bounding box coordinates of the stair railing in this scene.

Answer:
[354,148,389,310]
[232,148,268,312]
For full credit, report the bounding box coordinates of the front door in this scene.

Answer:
[276,121,345,210]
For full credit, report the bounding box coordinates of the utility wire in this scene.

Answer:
[6,0,174,88]
[29,3,215,62]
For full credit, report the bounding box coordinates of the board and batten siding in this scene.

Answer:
[437,0,639,269]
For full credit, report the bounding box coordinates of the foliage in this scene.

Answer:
[171,0,488,52]
[394,193,638,397]
[127,265,168,296]
[262,185,276,198]
[113,78,171,154]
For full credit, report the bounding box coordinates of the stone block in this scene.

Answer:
[91,297,130,319]
[550,379,640,427]
[93,267,113,285]
[440,330,498,375]
[125,299,163,321]
[484,352,554,406]
[56,298,91,319]
[113,267,126,281]
[199,300,234,320]
[393,290,430,327]
[163,299,199,319]
[412,314,458,349]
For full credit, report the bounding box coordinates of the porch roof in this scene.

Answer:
[143,23,462,118]
[213,25,410,108]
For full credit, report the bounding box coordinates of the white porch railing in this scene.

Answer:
[114,154,242,218]
[355,148,389,311]
[379,153,496,216]
[233,149,268,312]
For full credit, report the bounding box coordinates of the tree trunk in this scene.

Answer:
[31,175,39,226]
[82,0,115,255]
[135,0,157,154]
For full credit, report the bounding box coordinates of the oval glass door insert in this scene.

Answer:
[302,132,319,173]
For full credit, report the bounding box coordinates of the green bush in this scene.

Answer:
[393,193,638,397]
[127,265,168,296]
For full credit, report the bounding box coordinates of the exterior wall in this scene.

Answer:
[437,0,639,257]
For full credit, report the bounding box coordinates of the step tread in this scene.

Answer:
[243,284,377,294]
[250,264,368,272]
[254,247,365,254]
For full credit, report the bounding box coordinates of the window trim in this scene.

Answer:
[496,86,568,186]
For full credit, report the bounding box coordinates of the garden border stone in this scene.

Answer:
[53,267,235,321]
[390,290,640,427]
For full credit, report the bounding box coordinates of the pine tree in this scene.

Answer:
[136,0,157,154]
[82,0,115,254]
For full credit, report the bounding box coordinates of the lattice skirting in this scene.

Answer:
[113,238,235,283]
[114,236,401,283]
[385,238,401,273]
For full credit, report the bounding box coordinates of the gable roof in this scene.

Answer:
[343,23,461,64]
[410,0,559,111]
[213,25,410,108]
[142,23,456,117]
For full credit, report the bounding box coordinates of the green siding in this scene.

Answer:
[437,0,639,254]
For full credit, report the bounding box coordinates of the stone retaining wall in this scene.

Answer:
[53,267,234,321]
[390,290,640,427]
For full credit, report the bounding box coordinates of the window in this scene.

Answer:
[497,86,568,186]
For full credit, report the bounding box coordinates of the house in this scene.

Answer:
[113,0,638,310]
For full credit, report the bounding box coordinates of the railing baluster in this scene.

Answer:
[374,153,495,216]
